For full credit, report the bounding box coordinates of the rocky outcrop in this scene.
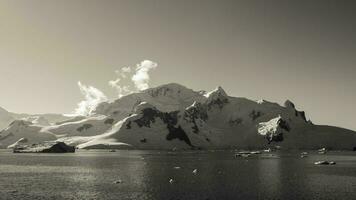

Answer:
[132,103,193,147]
[284,100,307,122]
[13,142,75,153]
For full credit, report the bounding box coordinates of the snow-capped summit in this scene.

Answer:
[94,83,205,116]
[204,86,227,98]
[145,83,194,98]
[205,86,229,110]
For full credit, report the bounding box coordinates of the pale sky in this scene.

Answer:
[0,0,355,130]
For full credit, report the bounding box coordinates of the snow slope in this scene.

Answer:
[0,106,71,131]
[0,120,56,148]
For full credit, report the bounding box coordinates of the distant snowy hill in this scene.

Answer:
[0,107,15,131]
[1,83,355,150]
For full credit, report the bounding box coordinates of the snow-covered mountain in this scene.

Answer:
[1,83,355,150]
[0,107,15,131]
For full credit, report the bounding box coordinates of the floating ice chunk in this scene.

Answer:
[113,179,122,184]
[263,148,272,152]
[314,161,336,165]
[250,151,261,154]
[318,148,327,154]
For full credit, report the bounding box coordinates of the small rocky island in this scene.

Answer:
[13,142,75,153]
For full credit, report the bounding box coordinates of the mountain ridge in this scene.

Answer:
[0,83,355,150]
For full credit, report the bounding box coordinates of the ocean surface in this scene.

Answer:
[0,149,355,200]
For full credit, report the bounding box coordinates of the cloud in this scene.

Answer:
[108,72,132,98]
[108,79,129,98]
[108,78,121,89]
[74,81,108,116]
[115,66,131,78]
[121,66,131,73]
[131,60,158,90]
[108,60,158,96]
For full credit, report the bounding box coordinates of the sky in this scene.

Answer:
[0,0,355,130]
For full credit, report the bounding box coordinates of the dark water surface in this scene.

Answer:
[0,150,355,200]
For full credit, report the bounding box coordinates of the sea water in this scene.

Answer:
[0,150,355,200]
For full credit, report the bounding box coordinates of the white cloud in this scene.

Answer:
[108,60,158,96]
[131,60,157,90]
[115,66,132,78]
[74,81,108,116]
[108,73,134,98]
[121,66,131,73]
[108,78,121,88]
[108,76,131,98]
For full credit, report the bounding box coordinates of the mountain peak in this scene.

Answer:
[284,100,295,109]
[145,83,190,93]
[144,83,198,99]
[204,86,229,109]
[155,82,188,89]
[205,86,228,98]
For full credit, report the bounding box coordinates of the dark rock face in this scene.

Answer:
[134,108,158,128]
[13,142,75,153]
[284,100,295,109]
[166,125,192,146]
[184,103,208,122]
[184,103,208,134]
[104,118,114,125]
[40,142,76,153]
[267,132,284,144]
[133,107,193,147]
[279,119,291,132]
[207,98,229,110]
[298,111,307,122]
[284,100,308,123]
[126,121,132,129]
[147,87,172,97]
[229,118,243,126]
[295,110,307,121]
[77,124,93,132]
[249,110,263,121]
[271,118,291,143]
